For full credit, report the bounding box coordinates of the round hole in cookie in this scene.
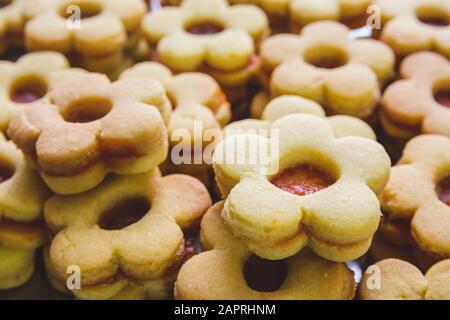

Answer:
[59,1,103,20]
[0,0,12,9]
[416,6,449,27]
[434,86,450,109]
[271,164,335,197]
[63,97,113,123]
[244,255,288,292]
[9,76,48,104]
[0,158,15,184]
[436,176,450,206]
[304,46,349,70]
[99,197,150,231]
[185,20,224,35]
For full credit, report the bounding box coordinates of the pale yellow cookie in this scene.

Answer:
[261,21,394,119]
[45,169,211,300]
[380,134,450,269]
[359,258,450,300]
[24,0,146,57]
[382,51,450,140]
[225,95,376,141]
[142,0,268,89]
[7,72,171,195]
[214,113,390,261]
[376,0,450,58]
[175,201,356,300]
[0,132,51,290]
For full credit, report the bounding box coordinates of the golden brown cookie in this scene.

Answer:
[381,51,450,140]
[120,61,230,187]
[7,72,171,195]
[376,0,450,58]
[214,113,390,261]
[0,132,51,290]
[380,134,450,270]
[359,258,450,300]
[24,0,146,72]
[0,51,80,131]
[44,169,211,300]
[175,201,356,300]
[261,21,394,119]
[142,0,268,100]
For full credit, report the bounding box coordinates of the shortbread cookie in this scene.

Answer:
[213,114,390,261]
[0,132,51,290]
[0,51,77,131]
[24,0,146,55]
[7,72,171,195]
[120,62,230,186]
[0,0,26,53]
[176,201,356,300]
[381,52,450,140]
[359,259,450,300]
[380,135,450,269]
[261,21,394,119]
[376,0,450,58]
[44,169,211,300]
[142,0,268,94]
[225,95,376,141]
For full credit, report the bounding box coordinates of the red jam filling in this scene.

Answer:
[99,197,150,230]
[10,77,47,104]
[435,90,450,109]
[437,177,450,206]
[186,22,224,35]
[244,255,287,292]
[271,165,335,196]
[0,160,14,183]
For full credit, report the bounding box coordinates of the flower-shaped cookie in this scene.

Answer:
[45,169,211,300]
[7,72,171,195]
[120,62,231,184]
[380,135,450,269]
[261,21,395,119]
[359,259,450,300]
[24,0,146,57]
[176,201,356,300]
[142,0,268,86]
[224,95,377,141]
[0,51,77,131]
[0,0,26,53]
[376,0,450,58]
[381,52,450,139]
[213,114,390,261]
[0,132,50,289]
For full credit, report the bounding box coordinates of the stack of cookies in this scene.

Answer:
[0,0,449,300]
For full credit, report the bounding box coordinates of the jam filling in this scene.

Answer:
[271,165,335,196]
[436,176,450,206]
[435,89,450,109]
[244,255,287,292]
[186,21,224,35]
[99,197,150,230]
[10,77,47,103]
[0,159,14,183]
[63,98,112,123]
[417,13,448,27]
